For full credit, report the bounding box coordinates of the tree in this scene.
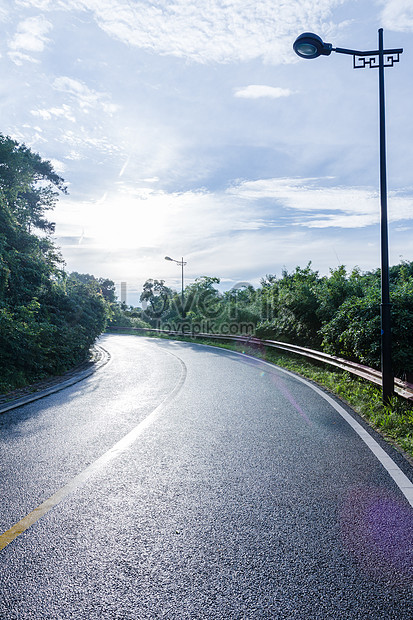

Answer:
[184,276,221,321]
[0,135,111,392]
[256,264,322,346]
[316,266,364,324]
[321,265,413,378]
[140,279,172,324]
[0,134,66,234]
[98,277,116,303]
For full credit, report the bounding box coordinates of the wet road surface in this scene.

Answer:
[0,334,412,618]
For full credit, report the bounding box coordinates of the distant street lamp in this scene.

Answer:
[293,29,403,404]
[165,256,187,319]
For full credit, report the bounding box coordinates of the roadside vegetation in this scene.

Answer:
[0,134,136,393]
[134,263,413,383]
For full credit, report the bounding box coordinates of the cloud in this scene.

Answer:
[380,0,413,32]
[27,0,348,64]
[52,77,119,114]
[228,178,413,229]
[64,151,85,161]
[5,0,413,295]
[52,173,413,293]
[0,3,7,21]
[57,129,121,156]
[54,183,267,261]
[8,15,52,64]
[54,178,413,279]
[49,158,66,174]
[7,51,39,65]
[234,85,293,99]
[16,0,53,7]
[31,104,76,123]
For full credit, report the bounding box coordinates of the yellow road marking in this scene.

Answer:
[0,351,186,551]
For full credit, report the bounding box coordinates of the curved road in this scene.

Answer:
[0,334,412,619]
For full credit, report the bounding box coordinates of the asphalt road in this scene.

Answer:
[0,334,412,619]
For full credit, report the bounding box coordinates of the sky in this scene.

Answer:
[1,0,412,305]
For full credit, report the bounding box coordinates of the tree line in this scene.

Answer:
[0,134,117,393]
[132,263,413,381]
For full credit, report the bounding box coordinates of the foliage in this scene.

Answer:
[138,260,413,380]
[257,264,322,346]
[0,134,66,235]
[181,276,222,326]
[140,279,172,325]
[107,301,151,329]
[0,134,111,393]
[321,270,413,378]
[321,290,381,367]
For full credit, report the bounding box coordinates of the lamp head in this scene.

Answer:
[293,32,332,59]
[165,256,173,261]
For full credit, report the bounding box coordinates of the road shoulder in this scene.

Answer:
[0,345,110,414]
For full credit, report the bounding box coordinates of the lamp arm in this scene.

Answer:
[333,46,403,56]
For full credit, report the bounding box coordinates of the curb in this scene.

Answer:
[0,345,111,415]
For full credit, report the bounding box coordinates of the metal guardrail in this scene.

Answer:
[108,326,413,402]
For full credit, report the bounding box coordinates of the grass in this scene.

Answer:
[111,329,413,461]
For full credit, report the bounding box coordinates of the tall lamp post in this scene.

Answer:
[165,256,187,319]
[293,30,403,404]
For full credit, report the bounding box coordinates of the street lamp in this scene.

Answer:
[293,29,403,404]
[165,256,187,319]
[293,33,333,58]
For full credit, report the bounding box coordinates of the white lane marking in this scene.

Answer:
[196,343,413,508]
[0,350,187,551]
